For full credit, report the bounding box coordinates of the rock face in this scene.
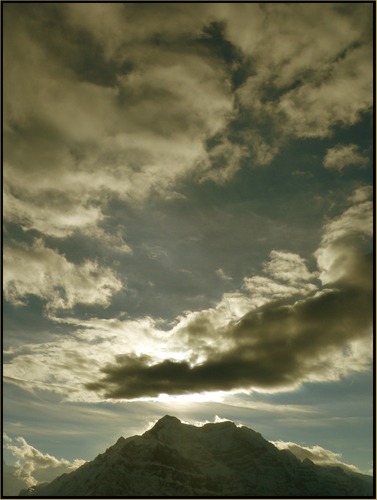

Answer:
[21,415,373,497]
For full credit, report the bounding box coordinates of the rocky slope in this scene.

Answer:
[20,415,373,497]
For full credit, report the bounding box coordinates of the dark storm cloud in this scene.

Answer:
[87,238,372,399]
[85,190,373,399]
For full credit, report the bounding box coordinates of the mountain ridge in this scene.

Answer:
[20,415,373,497]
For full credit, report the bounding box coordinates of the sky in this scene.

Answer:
[2,1,374,493]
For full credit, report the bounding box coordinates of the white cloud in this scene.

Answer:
[242,250,317,308]
[263,250,316,284]
[271,440,362,473]
[242,275,315,309]
[315,192,373,286]
[3,238,123,309]
[4,435,85,491]
[216,268,233,281]
[323,144,368,172]
[348,185,373,204]
[3,177,103,238]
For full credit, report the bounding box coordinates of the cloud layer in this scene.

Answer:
[4,3,373,244]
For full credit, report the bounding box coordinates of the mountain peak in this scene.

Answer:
[150,414,182,431]
[159,414,182,425]
[21,416,373,497]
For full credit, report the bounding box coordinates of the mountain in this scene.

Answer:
[20,415,373,497]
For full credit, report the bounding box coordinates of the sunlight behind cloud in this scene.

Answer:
[3,2,373,479]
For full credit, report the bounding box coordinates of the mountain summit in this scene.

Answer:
[20,416,373,497]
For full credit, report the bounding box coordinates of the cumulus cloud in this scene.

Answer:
[85,190,372,399]
[323,144,368,172]
[3,434,85,492]
[271,440,362,474]
[3,238,122,310]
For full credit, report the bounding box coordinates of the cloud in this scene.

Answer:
[229,3,372,141]
[3,3,373,260]
[3,238,122,310]
[241,250,317,309]
[323,144,368,172]
[3,3,235,242]
[3,434,85,492]
[216,268,233,281]
[315,195,373,287]
[271,440,362,474]
[3,315,176,401]
[3,459,26,496]
[3,175,104,238]
[3,188,372,402]
[221,3,371,85]
[5,4,372,230]
[274,44,372,138]
[263,250,316,283]
[82,225,133,254]
[200,138,248,184]
[63,3,213,61]
[85,190,372,399]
